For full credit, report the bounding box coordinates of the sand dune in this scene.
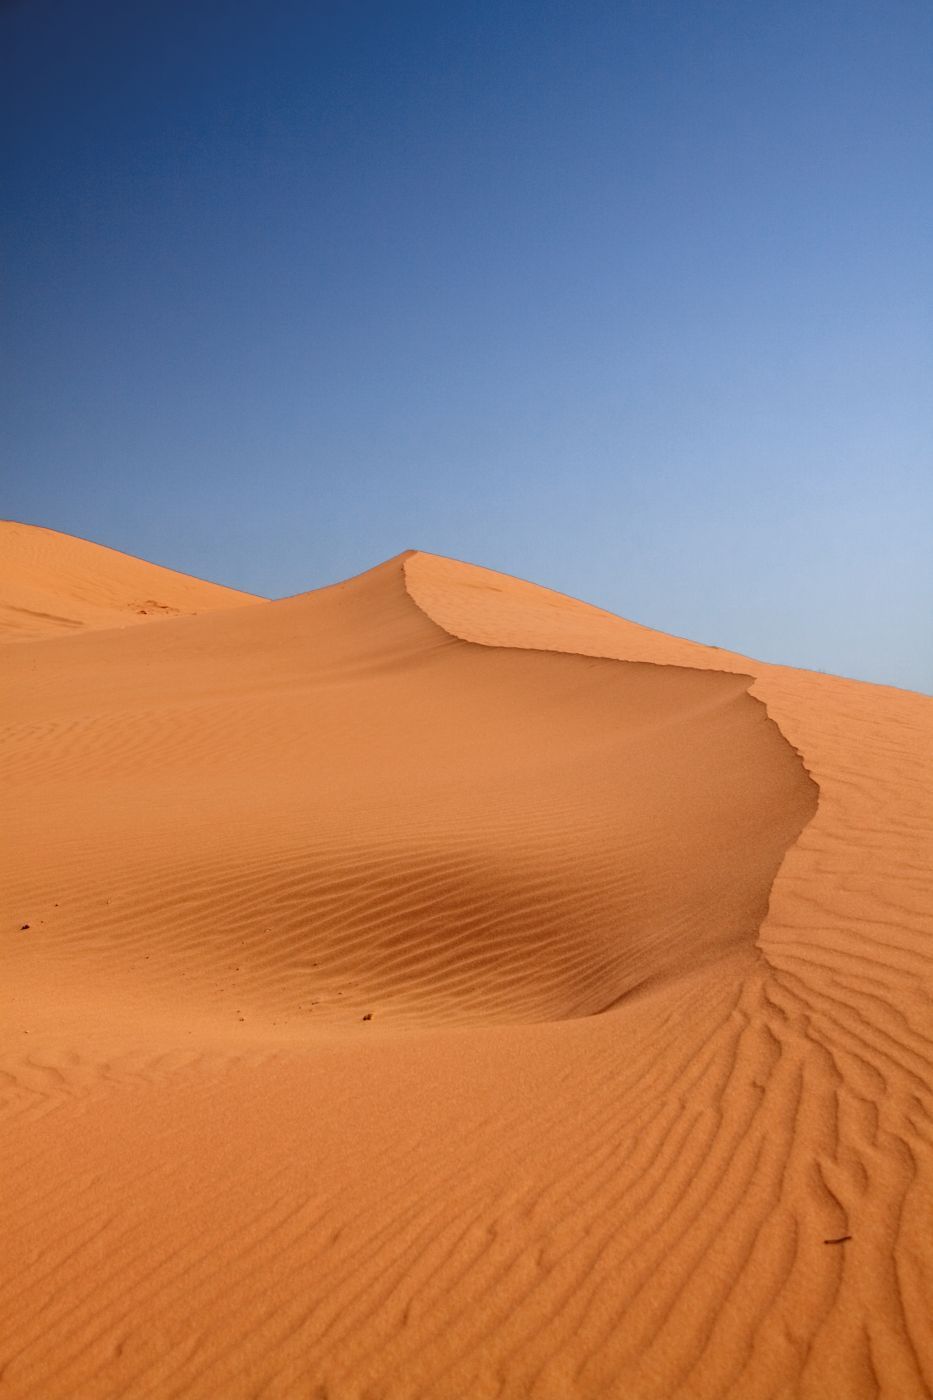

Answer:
[0,520,260,641]
[1,528,931,1398]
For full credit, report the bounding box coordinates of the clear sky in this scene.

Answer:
[3,0,931,692]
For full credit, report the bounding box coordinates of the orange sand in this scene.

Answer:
[0,520,260,641]
[1,524,931,1398]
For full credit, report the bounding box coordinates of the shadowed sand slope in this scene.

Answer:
[0,520,261,641]
[1,545,931,1399]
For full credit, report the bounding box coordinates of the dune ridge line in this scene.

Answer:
[402,549,823,970]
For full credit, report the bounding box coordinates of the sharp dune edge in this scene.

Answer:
[1,526,931,1399]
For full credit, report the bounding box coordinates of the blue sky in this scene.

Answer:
[3,0,931,691]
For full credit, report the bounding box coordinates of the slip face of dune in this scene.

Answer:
[1,534,931,1400]
[0,520,261,641]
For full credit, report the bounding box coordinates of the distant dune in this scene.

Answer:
[2,525,931,1398]
[0,520,261,641]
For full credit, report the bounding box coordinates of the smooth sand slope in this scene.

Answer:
[1,526,931,1398]
[0,520,261,641]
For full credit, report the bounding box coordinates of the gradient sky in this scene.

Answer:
[3,0,931,692]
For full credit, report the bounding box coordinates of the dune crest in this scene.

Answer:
[1,532,931,1398]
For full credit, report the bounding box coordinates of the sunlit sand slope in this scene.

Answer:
[1,540,930,1399]
[0,520,260,640]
